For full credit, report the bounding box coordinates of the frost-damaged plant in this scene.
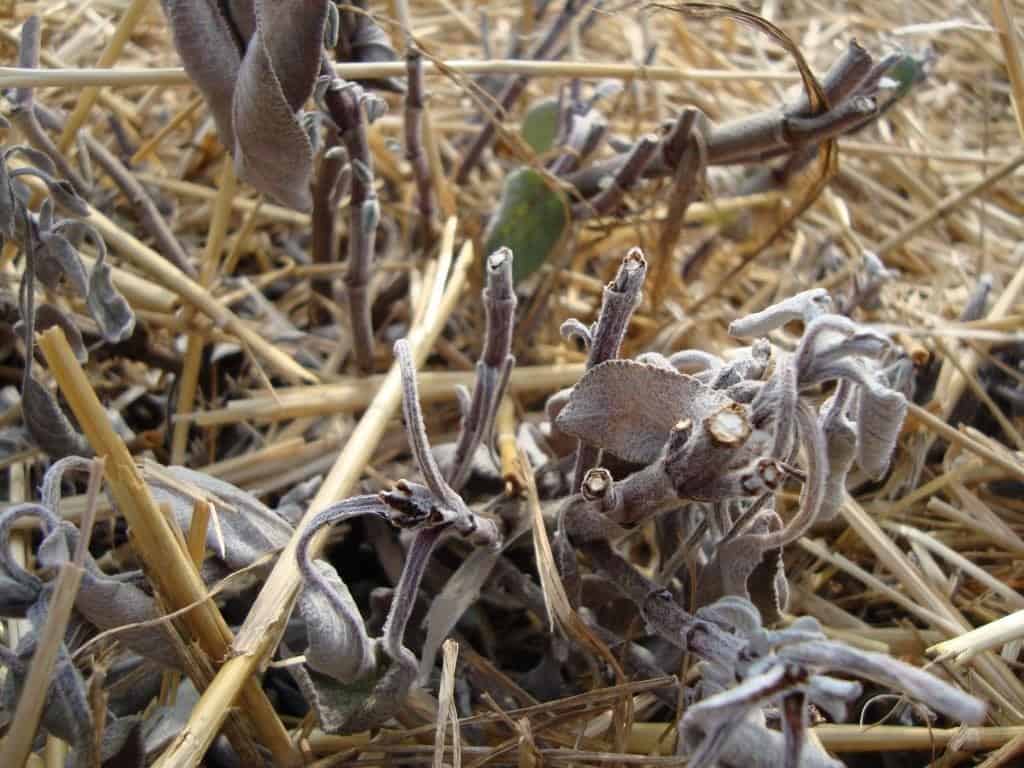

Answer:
[547,254,986,766]
[295,249,515,732]
[0,458,171,767]
[160,0,398,369]
[0,457,309,763]
[2,22,135,458]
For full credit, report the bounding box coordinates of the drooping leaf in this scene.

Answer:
[297,561,377,684]
[158,0,245,148]
[87,249,135,344]
[159,0,328,210]
[34,230,89,296]
[231,1,328,211]
[521,97,561,155]
[483,167,568,283]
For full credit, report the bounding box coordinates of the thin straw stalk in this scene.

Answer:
[37,327,301,768]
[0,461,102,767]
[153,218,474,768]
[0,60,804,90]
[179,363,585,427]
[56,0,151,151]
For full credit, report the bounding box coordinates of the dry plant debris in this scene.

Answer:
[0,0,1023,766]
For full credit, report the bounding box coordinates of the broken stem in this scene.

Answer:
[447,247,517,491]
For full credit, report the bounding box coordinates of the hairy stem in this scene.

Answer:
[404,46,434,231]
[309,131,345,327]
[447,248,516,491]
[565,39,875,197]
[321,67,379,372]
[570,249,648,490]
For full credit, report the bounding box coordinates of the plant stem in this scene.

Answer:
[455,0,588,184]
[321,69,380,372]
[153,220,473,768]
[570,250,647,491]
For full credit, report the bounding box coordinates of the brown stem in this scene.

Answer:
[565,39,875,197]
[573,134,659,219]
[321,69,379,372]
[653,108,708,302]
[309,132,345,327]
[404,47,434,232]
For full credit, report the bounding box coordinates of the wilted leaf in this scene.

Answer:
[232,0,327,211]
[521,97,560,155]
[100,717,145,768]
[160,0,327,210]
[87,250,135,344]
[159,0,245,149]
[334,0,403,92]
[10,166,89,216]
[34,230,89,296]
[483,167,568,283]
[298,561,376,684]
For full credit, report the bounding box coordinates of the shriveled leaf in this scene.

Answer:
[232,0,327,210]
[87,250,135,343]
[297,561,376,684]
[75,572,181,668]
[141,463,294,571]
[854,384,906,479]
[10,166,89,217]
[521,97,561,154]
[22,375,91,458]
[556,360,725,465]
[34,230,89,296]
[160,0,326,210]
[100,716,145,768]
[1,646,97,757]
[4,144,58,178]
[288,663,380,734]
[483,167,568,283]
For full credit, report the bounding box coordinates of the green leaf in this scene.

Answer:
[879,52,931,102]
[520,98,560,155]
[484,167,568,283]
